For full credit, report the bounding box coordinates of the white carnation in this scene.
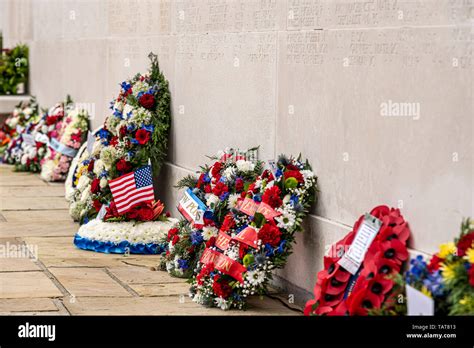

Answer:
[236,160,255,173]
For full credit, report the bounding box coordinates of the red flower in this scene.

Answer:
[221,214,236,232]
[135,129,150,145]
[261,186,282,208]
[91,178,100,194]
[212,182,228,197]
[116,158,132,173]
[104,201,120,220]
[235,177,244,192]
[457,231,474,257]
[93,199,102,212]
[110,136,119,147]
[172,234,180,245]
[239,243,248,259]
[212,275,233,299]
[87,160,94,172]
[427,254,443,273]
[204,184,211,194]
[196,263,214,285]
[71,131,82,143]
[258,221,281,247]
[138,93,155,109]
[284,169,304,184]
[119,125,127,138]
[167,228,179,242]
[211,162,222,179]
[136,206,154,221]
[468,266,474,287]
[197,173,206,189]
[45,115,59,125]
[378,239,408,264]
[347,286,382,316]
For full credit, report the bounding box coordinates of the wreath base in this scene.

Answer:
[74,218,178,255]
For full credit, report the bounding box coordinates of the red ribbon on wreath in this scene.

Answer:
[304,205,410,316]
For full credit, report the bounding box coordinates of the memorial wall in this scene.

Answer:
[1,0,472,300]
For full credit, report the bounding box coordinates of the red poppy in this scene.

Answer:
[138,93,155,109]
[377,239,409,264]
[261,186,282,208]
[347,286,382,316]
[427,254,443,273]
[135,129,150,145]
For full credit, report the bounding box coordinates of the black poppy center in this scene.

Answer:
[380,265,391,274]
[330,278,343,287]
[371,282,382,294]
[324,294,335,302]
[386,233,398,241]
[328,264,335,274]
[362,300,373,309]
[384,248,395,258]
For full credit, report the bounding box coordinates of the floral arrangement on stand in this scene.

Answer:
[189,155,317,310]
[2,97,39,162]
[40,107,89,182]
[71,52,176,255]
[405,218,474,315]
[68,53,171,224]
[160,147,263,278]
[13,101,69,173]
[304,206,410,316]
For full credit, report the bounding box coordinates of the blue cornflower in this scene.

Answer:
[98,129,110,139]
[120,81,132,92]
[290,194,299,206]
[126,124,136,132]
[190,231,204,246]
[253,194,262,203]
[177,259,189,270]
[203,173,211,183]
[423,270,445,297]
[277,240,286,254]
[113,109,123,119]
[220,192,230,201]
[264,243,274,257]
[142,124,155,133]
[275,169,283,178]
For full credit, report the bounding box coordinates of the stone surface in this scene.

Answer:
[0,186,65,197]
[0,271,62,299]
[0,298,59,312]
[0,197,69,210]
[130,282,190,297]
[48,268,132,297]
[108,266,184,284]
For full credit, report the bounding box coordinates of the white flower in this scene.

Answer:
[93,159,105,176]
[100,177,108,188]
[236,160,255,173]
[91,141,102,156]
[206,194,219,209]
[20,154,28,165]
[246,269,265,286]
[223,166,236,180]
[77,175,90,191]
[27,147,37,159]
[275,206,296,231]
[202,226,218,241]
[227,193,240,210]
[80,187,91,203]
[23,107,32,115]
[214,297,230,310]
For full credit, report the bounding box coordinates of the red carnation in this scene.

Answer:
[469,266,474,287]
[110,136,119,147]
[261,185,283,208]
[167,228,179,241]
[87,160,94,172]
[71,131,82,143]
[138,93,155,109]
[235,178,244,192]
[206,236,216,248]
[119,125,127,138]
[212,275,233,299]
[284,169,304,184]
[91,178,100,194]
[116,158,132,173]
[427,254,443,273]
[212,182,228,197]
[197,173,206,188]
[93,199,102,212]
[196,262,214,285]
[204,184,211,194]
[135,129,150,145]
[457,231,474,257]
[258,221,281,247]
[172,234,180,245]
[211,161,222,178]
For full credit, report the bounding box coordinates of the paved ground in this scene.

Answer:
[0,164,299,315]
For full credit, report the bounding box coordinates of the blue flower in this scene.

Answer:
[290,195,299,205]
[277,240,286,254]
[178,259,189,270]
[264,243,274,257]
[203,173,211,183]
[190,231,204,246]
[275,169,283,178]
[423,270,445,297]
[220,192,230,201]
[98,129,110,139]
[109,100,115,110]
[113,109,123,119]
[253,194,262,203]
[142,124,155,133]
[131,138,139,144]
[127,124,136,132]
[126,111,133,119]
[405,255,428,284]
[120,81,132,92]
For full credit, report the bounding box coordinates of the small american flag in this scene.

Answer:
[109,165,155,214]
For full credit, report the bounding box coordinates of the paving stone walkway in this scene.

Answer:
[0,164,299,315]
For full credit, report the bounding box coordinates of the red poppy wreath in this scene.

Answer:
[304,205,410,316]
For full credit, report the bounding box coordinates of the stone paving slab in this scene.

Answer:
[0,298,59,312]
[0,271,63,299]
[0,221,77,237]
[108,266,185,284]
[130,282,191,297]
[49,268,132,297]
[0,174,47,187]
[1,209,71,223]
[0,196,69,210]
[0,186,65,197]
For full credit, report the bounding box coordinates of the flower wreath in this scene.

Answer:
[71,53,175,254]
[160,147,263,278]
[2,97,39,163]
[13,101,69,173]
[68,52,171,224]
[304,205,410,316]
[40,107,89,182]
[189,155,317,310]
[406,218,474,315]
